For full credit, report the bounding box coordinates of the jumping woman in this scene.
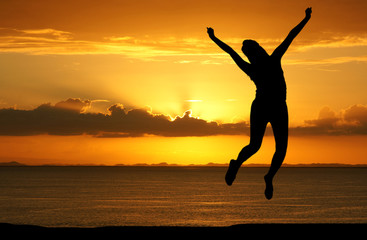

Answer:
[207,8,312,199]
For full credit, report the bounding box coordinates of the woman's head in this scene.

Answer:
[242,40,269,64]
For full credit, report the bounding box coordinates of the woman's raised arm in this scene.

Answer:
[207,27,250,74]
[272,7,312,59]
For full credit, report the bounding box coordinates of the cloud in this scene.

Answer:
[344,104,367,125]
[284,55,367,66]
[0,28,206,58]
[0,99,366,137]
[299,34,367,50]
[0,98,249,137]
[291,105,367,135]
[101,106,250,137]
[54,98,91,113]
[304,106,339,128]
[1,27,366,66]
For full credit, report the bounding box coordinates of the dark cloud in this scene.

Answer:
[343,104,367,134]
[0,98,249,137]
[0,99,101,136]
[1,99,366,137]
[344,104,367,125]
[55,98,91,113]
[291,105,367,135]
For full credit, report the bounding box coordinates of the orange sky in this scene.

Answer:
[0,0,366,165]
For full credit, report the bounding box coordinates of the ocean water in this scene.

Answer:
[0,166,366,227]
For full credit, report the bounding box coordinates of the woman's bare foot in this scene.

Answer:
[225,160,240,186]
[264,174,273,200]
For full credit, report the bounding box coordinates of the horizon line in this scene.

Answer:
[0,161,366,168]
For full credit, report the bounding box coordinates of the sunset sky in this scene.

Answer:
[0,0,366,165]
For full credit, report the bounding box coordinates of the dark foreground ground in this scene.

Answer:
[0,223,363,238]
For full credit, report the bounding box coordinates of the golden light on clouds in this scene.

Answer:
[1,27,367,67]
[0,0,366,165]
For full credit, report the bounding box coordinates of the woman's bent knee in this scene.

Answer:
[248,142,261,154]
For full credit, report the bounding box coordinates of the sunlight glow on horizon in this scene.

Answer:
[0,0,366,165]
[0,135,366,166]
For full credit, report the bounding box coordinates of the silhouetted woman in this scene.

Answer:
[207,8,312,199]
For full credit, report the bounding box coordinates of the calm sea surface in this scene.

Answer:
[0,166,366,226]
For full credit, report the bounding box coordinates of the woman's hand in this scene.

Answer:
[207,27,215,38]
[305,7,312,19]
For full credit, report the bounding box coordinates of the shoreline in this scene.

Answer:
[0,223,362,236]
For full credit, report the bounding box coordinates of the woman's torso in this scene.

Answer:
[247,56,286,102]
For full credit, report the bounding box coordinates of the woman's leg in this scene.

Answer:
[236,117,268,165]
[264,102,288,199]
[225,100,268,186]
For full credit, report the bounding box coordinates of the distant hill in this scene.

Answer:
[0,161,27,166]
[126,163,367,168]
[0,161,365,167]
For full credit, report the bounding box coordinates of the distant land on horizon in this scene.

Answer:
[0,161,366,168]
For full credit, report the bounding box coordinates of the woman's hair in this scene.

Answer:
[241,40,269,64]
